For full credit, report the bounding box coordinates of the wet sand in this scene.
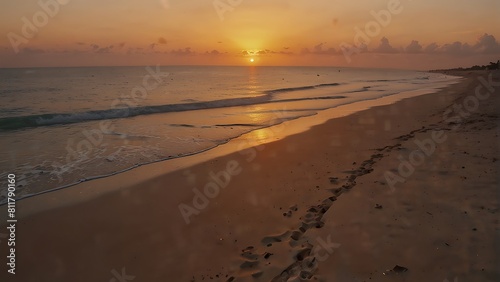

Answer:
[0,70,498,282]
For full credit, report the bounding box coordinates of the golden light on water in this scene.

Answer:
[248,127,275,144]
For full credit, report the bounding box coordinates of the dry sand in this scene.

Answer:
[0,71,498,282]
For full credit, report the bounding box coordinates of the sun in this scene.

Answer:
[249,58,255,63]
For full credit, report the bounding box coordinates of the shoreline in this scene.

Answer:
[0,70,458,206]
[0,70,498,281]
[5,74,460,213]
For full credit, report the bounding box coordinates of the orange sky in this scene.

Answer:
[0,0,499,69]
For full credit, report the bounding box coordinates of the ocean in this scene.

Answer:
[0,66,459,203]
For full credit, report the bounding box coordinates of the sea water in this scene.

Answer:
[0,66,459,202]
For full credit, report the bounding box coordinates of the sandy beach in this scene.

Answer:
[1,70,498,282]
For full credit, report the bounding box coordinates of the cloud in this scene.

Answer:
[415,33,500,55]
[314,43,337,55]
[301,43,337,55]
[207,49,221,55]
[7,32,498,64]
[170,47,195,56]
[353,34,500,55]
[405,40,422,53]
[473,33,500,53]
[279,47,293,55]
[96,45,114,53]
[424,42,439,53]
[150,38,167,50]
[126,47,146,55]
[80,42,125,52]
[258,49,294,55]
[313,43,326,53]
[373,37,398,53]
[239,48,293,56]
[439,41,472,55]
